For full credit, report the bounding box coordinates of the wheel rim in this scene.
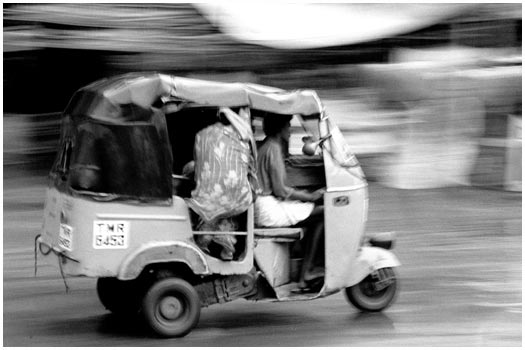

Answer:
[155,292,189,325]
[159,296,183,320]
[359,277,390,299]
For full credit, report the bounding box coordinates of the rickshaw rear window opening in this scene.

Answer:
[51,112,173,203]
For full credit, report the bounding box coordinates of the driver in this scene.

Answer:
[254,115,325,291]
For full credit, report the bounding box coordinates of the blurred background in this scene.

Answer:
[3,3,522,191]
[2,4,522,346]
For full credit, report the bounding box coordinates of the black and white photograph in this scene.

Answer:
[3,2,522,347]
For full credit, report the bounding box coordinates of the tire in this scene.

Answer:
[345,268,397,312]
[142,277,201,338]
[97,277,143,315]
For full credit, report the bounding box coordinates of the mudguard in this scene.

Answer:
[117,241,210,280]
[346,246,401,287]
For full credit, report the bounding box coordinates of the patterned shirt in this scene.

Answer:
[187,122,256,222]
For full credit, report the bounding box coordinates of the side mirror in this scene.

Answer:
[302,134,331,156]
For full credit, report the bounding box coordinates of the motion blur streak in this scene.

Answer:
[3,2,522,347]
[194,3,476,49]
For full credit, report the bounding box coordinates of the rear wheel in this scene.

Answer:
[345,267,397,312]
[97,277,143,315]
[142,277,201,338]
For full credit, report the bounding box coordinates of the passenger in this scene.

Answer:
[254,115,325,291]
[187,107,258,260]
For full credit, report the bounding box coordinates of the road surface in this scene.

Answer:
[3,174,522,346]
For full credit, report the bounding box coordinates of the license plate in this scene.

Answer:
[58,224,73,251]
[93,221,129,249]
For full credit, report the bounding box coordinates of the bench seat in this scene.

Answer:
[254,227,303,242]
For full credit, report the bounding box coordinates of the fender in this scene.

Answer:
[117,241,210,280]
[347,246,401,287]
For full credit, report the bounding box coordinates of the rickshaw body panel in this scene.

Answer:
[346,246,401,287]
[40,186,201,277]
[322,185,368,294]
[117,241,210,279]
[40,185,254,278]
[319,118,400,295]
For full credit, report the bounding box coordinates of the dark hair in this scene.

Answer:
[217,109,231,126]
[263,115,292,136]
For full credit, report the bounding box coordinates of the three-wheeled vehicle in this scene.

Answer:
[36,73,400,337]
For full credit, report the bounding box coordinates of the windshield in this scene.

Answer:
[325,118,360,168]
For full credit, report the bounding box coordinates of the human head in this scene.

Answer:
[262,115,292,141]
[217,108,231,126]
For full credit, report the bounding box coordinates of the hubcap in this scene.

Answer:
[159,296,183,320]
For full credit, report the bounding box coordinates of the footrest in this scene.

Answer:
[254,227,303,242]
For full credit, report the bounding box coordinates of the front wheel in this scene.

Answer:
[345,267,397,312]
[142,277,201,338]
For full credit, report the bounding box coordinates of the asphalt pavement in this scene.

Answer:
[3,172,522,346]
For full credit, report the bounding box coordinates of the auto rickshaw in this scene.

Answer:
[35,73,400,337]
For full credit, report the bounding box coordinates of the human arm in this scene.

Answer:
[265,142,323,203]
[289,187,324,202]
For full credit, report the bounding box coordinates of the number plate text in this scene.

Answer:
[59,224,73,251]
[93,221,129,249]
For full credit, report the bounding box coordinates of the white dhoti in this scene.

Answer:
[255,195,314,227]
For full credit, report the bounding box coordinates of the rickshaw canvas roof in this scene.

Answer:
[72,73,323,121]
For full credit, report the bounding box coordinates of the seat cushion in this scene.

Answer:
[254,227,303,241]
